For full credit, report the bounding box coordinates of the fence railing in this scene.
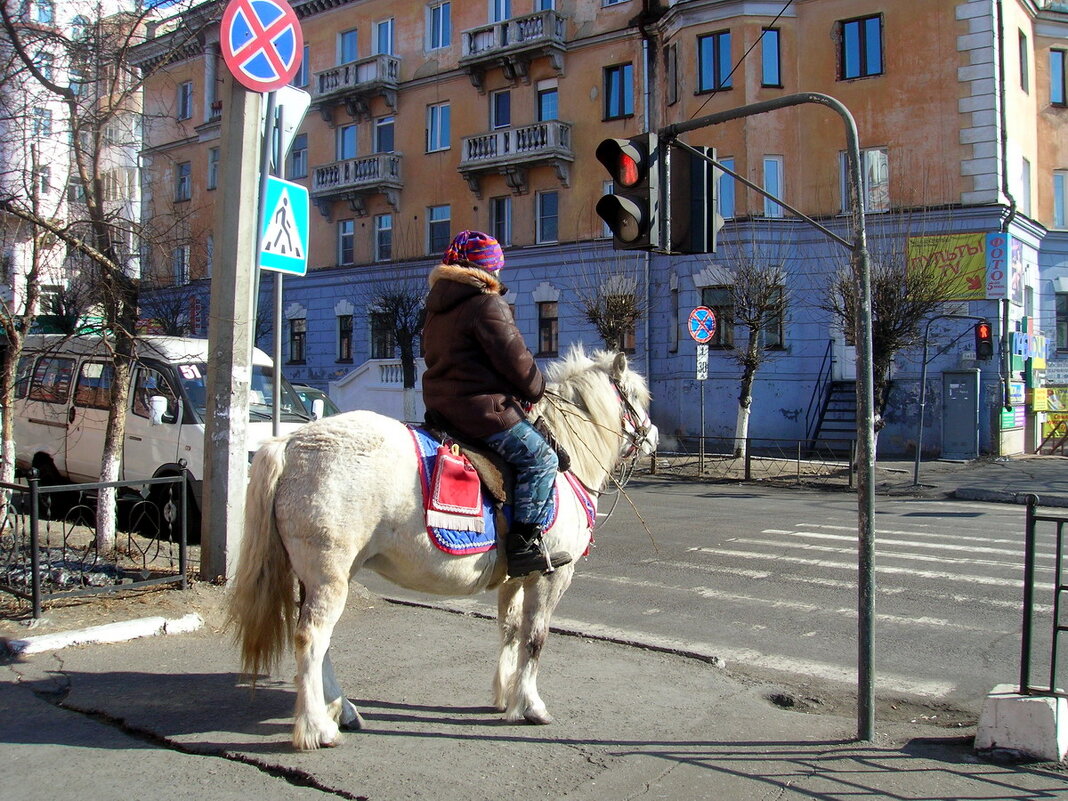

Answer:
[649,436,856,487]
[0,471,191,618]
[1020,495,1067,698]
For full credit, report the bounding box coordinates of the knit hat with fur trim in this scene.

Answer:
[442,230,505,272]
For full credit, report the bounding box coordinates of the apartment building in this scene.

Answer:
[131,0,1068,457]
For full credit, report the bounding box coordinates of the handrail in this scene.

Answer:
[804,339,834,445]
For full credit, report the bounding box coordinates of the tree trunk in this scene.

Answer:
[734,337,760,458]
[0,332,22,486]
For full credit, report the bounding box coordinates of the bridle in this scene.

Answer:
[611,377,653,465]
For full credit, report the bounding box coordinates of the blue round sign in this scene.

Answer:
[688,306,717,343]
[221,0,304,93]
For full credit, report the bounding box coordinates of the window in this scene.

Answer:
[1052,49,1066,106]
[375,214,392,261]
[74,361,114,409]
[71,14,89,38]
[70,67,87,96]
[701,286,734,347]
[370,312,395,359]
[374,116,394,153]
[207,147,219,190]
[763,156,784,217]
[603,63,633,119]
[491,89,511,129]
[536,0,554,9]
[337,124,357,160]
[34,0,52,24]
[288,317,307,363]
[428,205,451,253]
[537,191,559,243]
[761,28,781,87]
[375,18,394,55]
[613,296,637,353]
[428,2,451,50]
[603,0,627,5]
[491,0,511,23]
[717,157,735,219]
[29,355,74,403]
[1020,30,1029,93]
[36,51,53,80]
[537,301,558,356]
[175,161,191,201]
[293,44,309,87]
[427,102,450,151]
[762,286,784,349]
[36,166,51,194]
[1057,293,1068,350]
[338,219,355,265]
[177,81,193,120]
[338,314,353,361]
[666,42,679,105]
[491,196,512,245]
[1021,157,1032,216]
[537,85,558,121]
[840,148,889,213]
[288,134,307,179]
[172,245,190,284]
[132,367,177,422]
[339,28,358,63]
[33,108,51,137]
[839,15,882,80]
[698,31,732,92]
[1055,171,1067,228]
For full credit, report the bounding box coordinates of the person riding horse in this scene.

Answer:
[421,230,571,578]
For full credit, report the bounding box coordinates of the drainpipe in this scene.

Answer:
[995,0,1017,436]
[642,34,652,377]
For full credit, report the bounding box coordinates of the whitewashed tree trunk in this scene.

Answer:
[403,387,417,423]
[734,399,751,459]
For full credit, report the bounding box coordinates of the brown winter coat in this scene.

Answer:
[421,262,545,439]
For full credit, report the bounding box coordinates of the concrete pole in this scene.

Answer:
[201,73,261,580]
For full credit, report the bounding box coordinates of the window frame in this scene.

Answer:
[177,80,193,120]
[491,89,511,129]
[374,116,395,153]
[374,213,392,261]
[717,156,735,219]
[428,204,451,254]
[375,18,395,55]
[698,30,733,93]
[839,14,883,80]
[1055,170,1068,229]
[1052,49,1066,106]
[537,86,558,121]
[427,102,451,152]
[175,161,191,202]
[700,286,734,348]
[338,219,355,266]
[762,156,784,218]
[370,311,396,359]
[288,133,308,179]
[1019,29,1029,93]
[292,44,309,87]
[288,317,307,364]
[1057,292,1068,351]
[839,147,889,213]
[491,195,512,246]
[536,191,559,244]
[537,301,559,357]
[337,123,357,160]
[207,146,220,190]
[761,27,782,88]
[339,28,359,64]
[603,62,634,120]
[338,314,353,362]
[428,2,451,50]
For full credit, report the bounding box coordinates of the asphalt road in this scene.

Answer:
[363,477,1042,717]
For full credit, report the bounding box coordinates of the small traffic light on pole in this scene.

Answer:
[595,133,662,251]
[975,320,993,360]
[666,142,719,254]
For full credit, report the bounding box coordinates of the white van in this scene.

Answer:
[13,335,312,528]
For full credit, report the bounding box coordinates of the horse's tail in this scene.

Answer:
[227,437,297,681]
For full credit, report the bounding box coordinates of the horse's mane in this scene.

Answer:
[537,345,650,492]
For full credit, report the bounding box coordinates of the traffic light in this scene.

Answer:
[666,142,719,254]
[975,320,994,360]
[595,133,662,251]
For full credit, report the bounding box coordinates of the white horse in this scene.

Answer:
[228,347,656,750]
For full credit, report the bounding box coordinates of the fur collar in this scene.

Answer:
[428,263,503,295]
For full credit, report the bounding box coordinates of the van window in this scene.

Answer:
[15,355,34,399]
[28,355,74,403]
[132,366,178,423]
[74,360,114,409]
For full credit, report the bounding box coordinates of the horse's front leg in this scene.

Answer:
[292,573,350,750]
[323,648,366,731]
[505,563,574,725]
[493,579,524,711]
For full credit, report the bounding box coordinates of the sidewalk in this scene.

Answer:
[1,453,1066,798]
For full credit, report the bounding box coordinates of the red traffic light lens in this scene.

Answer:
[977,323,991,340]
[617,154,640,187]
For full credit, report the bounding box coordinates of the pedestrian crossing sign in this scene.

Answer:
[259,176,309,275]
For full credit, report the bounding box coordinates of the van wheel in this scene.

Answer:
[150,478,202,545]
[31,454,73,519]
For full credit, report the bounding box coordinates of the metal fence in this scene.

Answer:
[649,436,856,488]
[1020,495,1068,699]
[0,471,192,618]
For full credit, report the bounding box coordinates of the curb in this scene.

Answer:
[3,613,204,656]
[953,488,1068,508]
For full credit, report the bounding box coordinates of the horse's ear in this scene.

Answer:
[611,351,628,379]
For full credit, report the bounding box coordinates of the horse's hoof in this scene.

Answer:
[340,710,367,731]
[523,708,553,725]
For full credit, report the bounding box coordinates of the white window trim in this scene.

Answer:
[427,102,450,152]
[536,190,559,243]
[762,156,784,218]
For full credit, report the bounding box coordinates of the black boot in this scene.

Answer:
[506,522,572,577]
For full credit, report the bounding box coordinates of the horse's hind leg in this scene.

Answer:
[493,580,524,711]
[292,574,349,750]
[323,648,366,731]
[505,564,575,725]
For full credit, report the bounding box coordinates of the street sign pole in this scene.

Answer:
[272,105,284,436]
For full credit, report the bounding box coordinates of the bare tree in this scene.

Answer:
[138,279,201,336]
[357,275,426,421]
[568,251,647,352]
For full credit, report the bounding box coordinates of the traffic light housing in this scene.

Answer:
[666,142,719,254]
[975,320,994,360]
[595,133,662,251]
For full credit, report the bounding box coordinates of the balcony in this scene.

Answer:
[311,54,400,121]
[459,10,566,92]
[310,153,402,217]
[458,121,572,196]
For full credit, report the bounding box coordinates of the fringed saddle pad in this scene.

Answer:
[408,427,595,556]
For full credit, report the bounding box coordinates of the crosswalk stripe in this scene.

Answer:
[765,528,1040,559]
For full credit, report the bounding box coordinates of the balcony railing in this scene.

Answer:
[312,54,401,115]
[310,153,402,215]
[458,121,572,195]
[459,10,565,90]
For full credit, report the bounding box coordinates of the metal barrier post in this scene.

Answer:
[744,438,752,480]
[28,469,41,619]
[179,470,189,590]
[1020,494,1039,693]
